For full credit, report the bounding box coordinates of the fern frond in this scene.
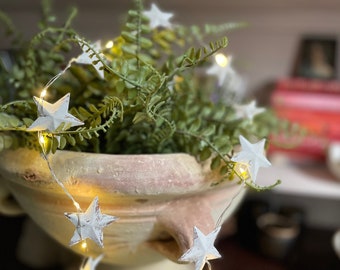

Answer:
[168,36,228,79]
[40,96,124,153]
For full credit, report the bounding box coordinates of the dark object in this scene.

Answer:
[292,37,337,80]
[256,213,301,260]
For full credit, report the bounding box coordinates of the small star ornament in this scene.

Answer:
[65,196,117,248]
[28,93,83,132]
[179,226,221,270]
[76,40,105,79]
[231,135,271,181]
[206,54,234,86]
[80,254,103,270]
[143,3,173,29]
[234,100,265,121]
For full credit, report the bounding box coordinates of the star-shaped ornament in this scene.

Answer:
[65,196,117,248]
[179,226,221,270]
[231,135,271,181]
[28,93,83,132]
[234,100,265,121]
[143,3,173,29]
[80,254,103,270]
[206,54,234,86]
[76,40,105,79]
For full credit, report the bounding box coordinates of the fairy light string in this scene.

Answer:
[37,57,83,212]
[29,15,278,270]
[32,39,112,269]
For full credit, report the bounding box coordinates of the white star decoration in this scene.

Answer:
[76,40,105,79]
[206,55,234,86]
[231,135,271,181]
[179,226,221,270]
[28,93,83,132]
[80,254,103,270]
[234,100,265,121]
[143,3,173,29]
[65,196,117,248]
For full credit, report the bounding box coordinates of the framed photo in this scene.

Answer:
[293,37,337,80]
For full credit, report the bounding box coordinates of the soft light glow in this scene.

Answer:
[215,53,229,67]
[81,241,88,250]
[40,89,47,98]
[234,162,250,180]
[105,40,114,49]
[39,134,46,146]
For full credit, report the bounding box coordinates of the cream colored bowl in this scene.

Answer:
[0,148,245,269]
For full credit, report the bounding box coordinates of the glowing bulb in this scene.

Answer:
[39,134,46,145]
[40,89,47,98]
[215,53,229,67]
[81,241,88,250]
[105,40,114,49]
[235,162,250,180]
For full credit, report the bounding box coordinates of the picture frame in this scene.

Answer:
[292,36,337,80]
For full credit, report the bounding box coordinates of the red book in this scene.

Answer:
[269,134,328,161]
[271,88,340,113]
[276,78,340,94]
[274,106,340,140]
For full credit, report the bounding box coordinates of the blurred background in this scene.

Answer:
[1,0,340,269]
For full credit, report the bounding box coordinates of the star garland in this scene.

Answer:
[231,135,271,181]
[143,3,173,29]
[179,226,222,270]
[76,40,105,79]
[233,100,265,122]
[179,135,272,269]
[26,4,277,270]
[28,37,117,270]
[28,93,84,132]
[65,197,117,248]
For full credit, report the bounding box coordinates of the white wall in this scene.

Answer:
[1,0,340,97]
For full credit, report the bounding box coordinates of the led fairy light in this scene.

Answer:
[40,88,47,99]
[26,37,117,268]
[234,162,250,181]
[215,53,229,67]
[206,53,234,87]
[105,40,114,49]
[81,241,88,251]
[179,134,274,270]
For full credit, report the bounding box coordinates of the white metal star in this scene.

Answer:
[234,100,265,121]
[206,55,234,86]
[80,254,103,270]
[65,196,117,248]
[28,93,83,132]
[76,40,105,79]
[179,226,221,270]
[231,135,271,181]
[143,3,173,29]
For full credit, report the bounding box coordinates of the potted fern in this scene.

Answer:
[0,1,280,269]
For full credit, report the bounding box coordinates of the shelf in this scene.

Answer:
[257,154,340,199]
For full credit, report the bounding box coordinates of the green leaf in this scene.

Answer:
[210,156,221,170]
[128,88,138,99]
[116,80,125,93]
[189,118,201,132]
[67,135,76,146]
[59,136,67,149]
[200,147,211,161]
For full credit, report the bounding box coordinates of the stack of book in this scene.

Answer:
[270,78,340,160]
